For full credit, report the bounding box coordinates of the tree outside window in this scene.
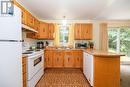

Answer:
[108,27,130,57]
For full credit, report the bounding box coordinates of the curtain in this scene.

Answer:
[54,24,60,47]
[99,23,108,51]
[68,24,75,48]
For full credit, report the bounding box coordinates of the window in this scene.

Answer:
[108,27,130,58]
[59,26,69,46]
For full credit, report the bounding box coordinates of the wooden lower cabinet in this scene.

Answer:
[64,51,74,68]
[53,51,64,68]
[44,50,53,68]
[73,50,83,68]
[22,56,26,87]
[44,49,83,69]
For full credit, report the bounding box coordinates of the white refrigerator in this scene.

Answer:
[0,5,22,87]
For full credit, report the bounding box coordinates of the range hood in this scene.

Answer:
[22,24,38,33]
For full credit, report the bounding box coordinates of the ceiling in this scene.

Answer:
[17,0,130,20]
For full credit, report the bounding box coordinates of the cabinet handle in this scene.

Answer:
[86,30,88,33]
[77,57,79,61]
[68,57,70,62]
[43,29,45,32]
[57,57,59,61]
[22,12,23,18]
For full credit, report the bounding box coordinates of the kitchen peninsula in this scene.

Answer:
[83,49,121,87]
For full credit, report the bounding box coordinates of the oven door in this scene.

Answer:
[27,54,43,80]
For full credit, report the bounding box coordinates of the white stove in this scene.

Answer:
[24,50,44,87]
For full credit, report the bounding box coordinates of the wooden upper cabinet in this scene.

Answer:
[48,23,55,40]
[87,24,93,40]
[27,13,34,28]
[74,23,93,40]
[74,24,82,40]
[38,22,48,39]
[82,23,93,40]
[34,18,40,31]
[14,1,28,25]
[21,9,27,25]
[26,18,40,39]
[15,1,56,40]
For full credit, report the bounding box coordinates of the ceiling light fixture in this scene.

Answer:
[62,16,67,26]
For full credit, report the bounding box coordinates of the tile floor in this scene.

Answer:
[36,65,130,87]
[36,69,90,87]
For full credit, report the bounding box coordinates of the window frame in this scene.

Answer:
[59,25,69,47]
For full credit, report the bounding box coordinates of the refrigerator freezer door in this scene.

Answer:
[0,42,22,87]
[0,5,22,40]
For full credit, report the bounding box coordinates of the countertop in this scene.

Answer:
[83,49,124,57]
[22,49,44,58]
[22,54,27,58]
[41,47,124,57]
[45,47,83,51]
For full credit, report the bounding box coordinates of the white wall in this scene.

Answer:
[93,21,100,49]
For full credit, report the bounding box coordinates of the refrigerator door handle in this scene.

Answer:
[0,40,23,42]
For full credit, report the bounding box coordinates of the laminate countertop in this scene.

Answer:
[83,49,124,57]
[45,47,124,57]
[45,47,83,51]
[22,54,27,58]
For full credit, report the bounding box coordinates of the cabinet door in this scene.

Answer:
[74,24,82,40]
[81,24,93,40]
[81,24,88,39]
[87,24,93,40]
[44,50,53,68]
[64,51,74,68]
[39,22,48,39]
[34,18,40,31]
[27,13,34,28]
[53,51,64,67]
[73,50,83,68]
[21,9,27,25]
[48,23,55,40]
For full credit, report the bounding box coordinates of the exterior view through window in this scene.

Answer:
[108,27,130,59]
[59,26,69,46]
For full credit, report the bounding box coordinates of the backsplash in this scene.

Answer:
[35,40,54,47]
[22,31,54,52]
[22,31,36,52]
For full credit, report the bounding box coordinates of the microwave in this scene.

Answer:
[75,43,87,49]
